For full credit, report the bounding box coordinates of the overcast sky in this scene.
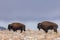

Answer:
[0,0,59,22]
[0,0,60,30]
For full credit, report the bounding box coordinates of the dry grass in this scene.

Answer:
[0,29,60,40]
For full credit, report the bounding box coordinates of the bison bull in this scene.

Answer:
[8,22,26,33]
[37,21,58,33]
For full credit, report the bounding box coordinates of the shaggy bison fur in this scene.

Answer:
[8,22,26,33]
[37,21,58,33]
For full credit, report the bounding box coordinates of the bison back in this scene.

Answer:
[11,23,24,28]
[41,21,58,28]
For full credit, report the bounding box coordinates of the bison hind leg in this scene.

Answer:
[20,28,26,33]
[22,26,26,32]
[23,27,26,31]
[54,29,57,33]
[54,27,58,33]
[20,28,23,33]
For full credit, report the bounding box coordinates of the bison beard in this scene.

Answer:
[8,23,26,33]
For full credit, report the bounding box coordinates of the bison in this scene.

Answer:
[37,21,58,33]
[8,22,26,33]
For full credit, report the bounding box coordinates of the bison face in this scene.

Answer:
[37,23,42,30]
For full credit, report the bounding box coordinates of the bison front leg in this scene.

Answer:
[8,26,11,31]
[45,30,48,33]
[38,28,40,30]
[8,27,11,31]
[43,29,48,33]
[12,28,17,32]
[44,30,48,33]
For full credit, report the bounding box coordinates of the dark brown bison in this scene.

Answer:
[37,21,58,33]
[8,22,26,33]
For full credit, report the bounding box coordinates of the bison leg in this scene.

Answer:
[13,30,17,32]
[8,26,11,31]
[43,29,48,33]
[54,28,57,33]
[24,28,25,31]
[53,27,58,33]
[12,28,17,32]
[45,30,48,33]
[13,30,15,32]
[21,28,22,33]
[43,28,48,33]
[8,28,11,31]
[21,26,26,33]
[23,26,26,31]
[20,28,25,33]
[38,28,40,30]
